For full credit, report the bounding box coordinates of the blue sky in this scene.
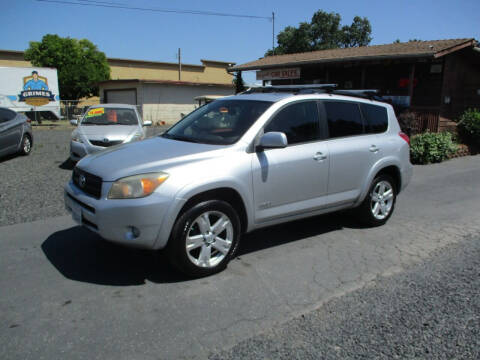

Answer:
[1,0,479,84]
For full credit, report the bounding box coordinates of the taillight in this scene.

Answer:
[26,118,32,123]
[399,131,410,145]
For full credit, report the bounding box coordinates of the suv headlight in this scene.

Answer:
[108,172,169,199]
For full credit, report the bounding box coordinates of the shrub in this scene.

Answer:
[455,108,480,145]
[410,132,458,164]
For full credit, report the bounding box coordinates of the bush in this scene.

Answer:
[455,108,480,145]
[410,132,458,164]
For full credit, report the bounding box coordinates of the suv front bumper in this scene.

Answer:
[64,180,172,249]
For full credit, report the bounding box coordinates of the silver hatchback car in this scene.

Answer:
[69,104,151,161]
[65,86,413,277]
[0,107,33,158]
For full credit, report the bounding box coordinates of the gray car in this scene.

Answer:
[0,107,33,158]
[64,86,413,277]
[69,104,151,161]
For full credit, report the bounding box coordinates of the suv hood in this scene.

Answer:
[77,125,138,139]
[77,136,227,181]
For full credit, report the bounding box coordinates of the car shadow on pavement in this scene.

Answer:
[0,153,20,163]
[58,157,76,170]
[237,211,365,256]
[41,211,367,286]
[41,226,189,286]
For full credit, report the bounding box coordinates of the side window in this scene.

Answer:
[0,108,17,124]
[324,101,364,138]
[360,103,388,133]
[264,101,320,145]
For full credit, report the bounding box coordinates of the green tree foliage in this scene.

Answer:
[24,34,110,100]
[266,10,372,56]
[233,71,246,94]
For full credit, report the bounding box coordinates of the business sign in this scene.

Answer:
[256,67,301,81]
[0,66,60,117]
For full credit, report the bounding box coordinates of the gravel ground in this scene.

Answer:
[211,235,480,360]
[0,127,166,226]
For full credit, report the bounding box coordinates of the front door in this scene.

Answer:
[251,100,329,223]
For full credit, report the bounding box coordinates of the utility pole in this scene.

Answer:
[272,12,275,55]
[178,48,182,81]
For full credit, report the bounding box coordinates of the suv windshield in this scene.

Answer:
[81,107,139,126]
[162,100,272,145]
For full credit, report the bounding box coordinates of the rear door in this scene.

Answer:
[321,100,381,205]
[252,100,330,223]
[0,109,22,156]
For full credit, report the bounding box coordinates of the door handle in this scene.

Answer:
[369,145,380,153]
[313,152,327,161]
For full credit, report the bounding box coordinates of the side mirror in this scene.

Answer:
[143,120,152,127]
[70,119,78,126]
[257,132,288,151]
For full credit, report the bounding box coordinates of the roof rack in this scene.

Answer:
[243,84,387,103]
[243,84,337,94]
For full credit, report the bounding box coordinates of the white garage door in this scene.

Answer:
[105,89,136,104]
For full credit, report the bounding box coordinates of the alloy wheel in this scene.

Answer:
[185,211,234,268]
[370,180,394,220]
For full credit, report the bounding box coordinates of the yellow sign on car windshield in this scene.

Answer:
[86,108,105,117]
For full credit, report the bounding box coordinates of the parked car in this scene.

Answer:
[64,86,413,277]
[69,104,151,161]
[0,107,33,158]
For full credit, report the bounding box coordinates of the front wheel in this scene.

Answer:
[357,175,396,226]
[166,200,241,277]
[20,135,32,155]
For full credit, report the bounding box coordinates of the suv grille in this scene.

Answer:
[72,167,103,199]
[89,139,123,147]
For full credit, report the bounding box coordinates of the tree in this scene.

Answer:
[24,34,110,100]
[233,71,246,93]
[266,10,372,56]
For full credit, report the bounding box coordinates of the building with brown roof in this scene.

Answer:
[231,38,480,131]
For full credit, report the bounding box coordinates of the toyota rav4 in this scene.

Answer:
[64,85,413,277]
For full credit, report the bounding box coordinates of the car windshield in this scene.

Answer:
[162,100,272,145]
[81,107,138,126]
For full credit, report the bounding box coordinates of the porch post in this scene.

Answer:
[408,63,416,106]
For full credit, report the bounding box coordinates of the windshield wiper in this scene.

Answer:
[162,133,202,143]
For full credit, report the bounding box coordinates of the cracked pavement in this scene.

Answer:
[1,155,479,359]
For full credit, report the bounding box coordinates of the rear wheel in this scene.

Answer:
[357,175,396,226]
[20,135,32,155]
[166,200,241,277]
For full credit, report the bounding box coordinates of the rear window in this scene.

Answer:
[0,108,17,123]
[361,103,388,133]
[324,101,364,138]
[81,107,138,126]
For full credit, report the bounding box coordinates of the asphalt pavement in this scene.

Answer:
[0,127,166,226]
[1,141,479,359]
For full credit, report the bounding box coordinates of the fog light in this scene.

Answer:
[125,226,141,240]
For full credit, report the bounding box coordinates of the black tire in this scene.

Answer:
[357,174,396,226]
[20,135,32,156]
[166,200,241,277]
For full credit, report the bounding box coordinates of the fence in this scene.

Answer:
[398,106,440,136]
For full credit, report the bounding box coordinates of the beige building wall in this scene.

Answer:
[100,82,233,125]
[0,51,234,85]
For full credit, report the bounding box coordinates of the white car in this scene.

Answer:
[69,104,151,161]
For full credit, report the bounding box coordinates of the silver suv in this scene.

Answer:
[64,86,413,277]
